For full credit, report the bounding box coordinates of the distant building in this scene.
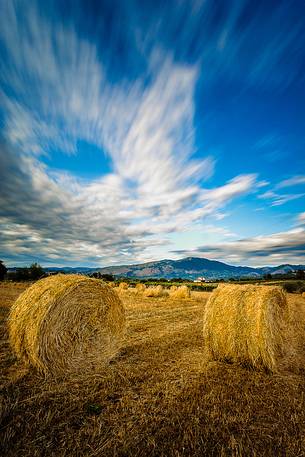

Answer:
[193,277,206,283]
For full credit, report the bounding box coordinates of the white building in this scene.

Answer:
[193,277,206,283]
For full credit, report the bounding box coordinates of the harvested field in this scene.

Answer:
[0,282,305,456]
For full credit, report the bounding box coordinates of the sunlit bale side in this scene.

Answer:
[135,283,146,294]
[143,285,168,298]
[169,285,191,299]
[9,274,126,377]
[203,284,288,371]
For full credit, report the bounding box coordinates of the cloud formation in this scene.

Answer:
[172,223,305,266]
[276,176,305,189]
[258,190,305,207]
[1,0,304,266]
[0,1,259,266]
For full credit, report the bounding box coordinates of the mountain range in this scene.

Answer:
[42,257,305,280]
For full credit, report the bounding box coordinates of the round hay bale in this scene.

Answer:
[9,274,126,376]
[119,282,128,290]
[143,285,167,298]
[170,285,178,292]
[302,292,305,298]
[135,283,146,294]
[203,284,288,372]
[170,285,191,299]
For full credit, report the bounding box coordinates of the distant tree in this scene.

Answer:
[0,261,7,280]
[101,274,115,282]
[296,270,305,280]
[15,267,30,281]
[263,273,272,280]
[91,272,102,279]
[29,263,44,280]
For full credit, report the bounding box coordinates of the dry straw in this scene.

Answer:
[143,285,168,298]
[119,282,128,290]
[135,283,146,294]
[203,284,288,371]
[170,285,191,299]
[9,274,126,377]
[302,292,305,298]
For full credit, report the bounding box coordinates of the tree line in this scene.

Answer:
[0,261,44,281]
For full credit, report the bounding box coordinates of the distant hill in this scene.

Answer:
[93,257,305,280]
[12,257,303,280]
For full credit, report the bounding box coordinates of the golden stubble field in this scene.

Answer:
[0,282,305,457]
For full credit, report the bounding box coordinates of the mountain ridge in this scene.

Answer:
[38,257,305,279]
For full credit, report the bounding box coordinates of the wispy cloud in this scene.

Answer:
[139,0,305,90]
[258,190,305,207]
[172,225,305,266]
[298,212,305,224]
[276,175,305,189]
[253,134,290,163]
[257,173,305,207]
[0,1,259,266]
[1,0,304,266]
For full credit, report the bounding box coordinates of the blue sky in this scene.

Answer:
[0,0,305,267]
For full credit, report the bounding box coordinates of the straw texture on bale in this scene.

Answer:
[143,285,168,298]
[9,274,126,376]
[135,283,146,293]
[119,282,128,290]
[203,284,288,371]
[302,292,305,298]
[170,285,191,299]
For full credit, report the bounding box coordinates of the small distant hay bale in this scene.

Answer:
[135,283,146,294]
[144,285,168,298]
[203,284,288,371]
[119,282,128,291]
[302,292,305,298]
[8,274,126,377]
[170,285,178,292]
[170,285,191,299]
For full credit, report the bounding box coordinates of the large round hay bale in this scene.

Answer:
[9,274,126,376]
[203,284,288,371]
